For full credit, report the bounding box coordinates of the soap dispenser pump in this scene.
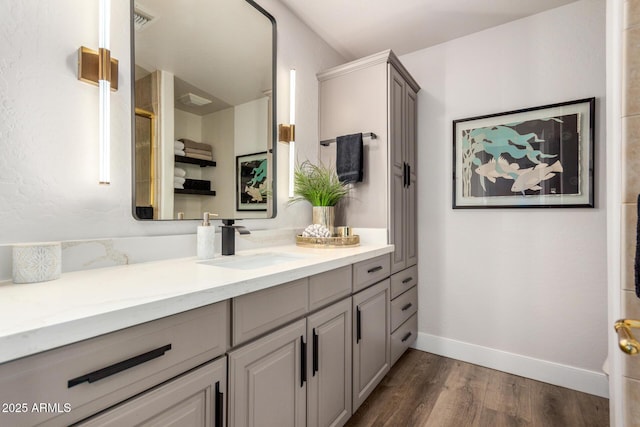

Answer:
[197,212,218,260]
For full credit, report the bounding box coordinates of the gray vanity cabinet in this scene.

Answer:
[0,302,229,427]
[0,255,405,427]
[229,266,354,427]
[228,318,307,427]
[307,298,352,427]
[78,356,227,427]
[352,278,391,411]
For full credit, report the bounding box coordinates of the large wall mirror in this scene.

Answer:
[131,0,277,221]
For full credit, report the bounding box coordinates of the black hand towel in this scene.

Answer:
[336,133,363,183]
[636,194,640,298]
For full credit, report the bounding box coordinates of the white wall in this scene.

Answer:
[400,0,608,395]
[202,108,235,218]
[0,0,345,245]
[234,97,270,219]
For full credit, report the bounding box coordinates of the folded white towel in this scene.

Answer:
[174,149,185,156]
[174,183,184,189]
[174,140,185,150]
[174,167,186,178]
[174,176,186,185]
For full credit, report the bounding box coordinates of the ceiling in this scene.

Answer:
[134,0,272,111]
[277,0,579,60]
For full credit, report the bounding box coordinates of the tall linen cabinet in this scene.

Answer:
[318,50,419,274]
[318,50,420,411]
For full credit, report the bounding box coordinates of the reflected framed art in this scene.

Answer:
[236,151,268,211]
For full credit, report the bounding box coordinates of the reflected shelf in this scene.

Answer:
[174,155,216,167]
[174,189,216,196]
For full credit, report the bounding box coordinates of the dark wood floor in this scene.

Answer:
[346,349,609,427]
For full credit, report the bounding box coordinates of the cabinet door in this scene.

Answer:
[389,65,407,274]
[405,86,418,268]
[77,356,227,427]
[228,319,307,427]
[352,279,390,411]
[307,298,352,427]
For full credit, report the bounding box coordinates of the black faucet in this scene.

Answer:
[220,219,251,256]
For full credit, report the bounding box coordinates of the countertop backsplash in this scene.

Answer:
[0,228,387,282]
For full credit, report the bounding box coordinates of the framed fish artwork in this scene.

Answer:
[452,98,595,208]
[236,151,268,211]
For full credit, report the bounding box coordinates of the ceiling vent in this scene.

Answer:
[134,6,155,31]
[178,93,213,107]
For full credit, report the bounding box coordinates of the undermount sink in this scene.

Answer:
[198,252,307,270]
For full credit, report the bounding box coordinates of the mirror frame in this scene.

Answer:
[130,0,278,221]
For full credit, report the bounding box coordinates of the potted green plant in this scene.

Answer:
[289,160,349,235]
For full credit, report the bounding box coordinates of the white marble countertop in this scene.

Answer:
[0,243,393,364]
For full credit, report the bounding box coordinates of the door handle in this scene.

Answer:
[312,328,319,376]
[300,336,307,387]
[215,381,224,427]
[403,162,407,188]
[356,307,362,344]
[615,319,640,355]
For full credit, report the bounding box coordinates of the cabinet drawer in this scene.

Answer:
[353,254,391,292]
[390,313,417,365]
[309,265,352,311]
[390,265,418,299]
[390,285,418,332]
[232,278,308,346]
[0,302,229,427]
[78,356,227,427]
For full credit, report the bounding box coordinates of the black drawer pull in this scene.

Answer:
[215,381,224,427]
[367,266,383,274]
[401,332,412,342]
[402,277,413,284]
[67,344,172,388]
[401,303,413,311]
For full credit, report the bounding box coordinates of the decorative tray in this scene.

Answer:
[296,235,360,248]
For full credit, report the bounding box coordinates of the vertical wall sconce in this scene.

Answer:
[78,0,119,185]
[278,69,296,197]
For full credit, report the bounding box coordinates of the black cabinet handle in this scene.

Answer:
[300,336,307,387]
[215,381,224,427]
[401,303,413,311]
[402,277,413,284]
[356,307,362,344]
[68,344,172,388]
[401,332,412,342]
[367,266,383,274]
[312,328,319,377]
[403,162,407,187]
[407,164,411,187]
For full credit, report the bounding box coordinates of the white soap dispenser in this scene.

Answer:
[197,212,218,260]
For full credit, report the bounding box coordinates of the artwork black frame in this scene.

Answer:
[452,98,595,209]
[236,151,268,211]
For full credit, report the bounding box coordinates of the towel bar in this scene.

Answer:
[320,132,377,146]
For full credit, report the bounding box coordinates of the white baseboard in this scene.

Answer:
[412,332,609,398]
